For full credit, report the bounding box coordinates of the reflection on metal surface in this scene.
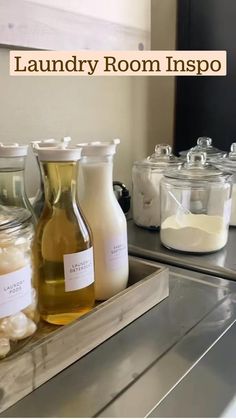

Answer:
[149,322,236,418]
[99,299,236,418]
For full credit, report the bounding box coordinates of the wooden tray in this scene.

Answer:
[0,256,169,413]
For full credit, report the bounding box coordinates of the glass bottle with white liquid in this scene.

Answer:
[33,146,95,325]
[77,140,129,301]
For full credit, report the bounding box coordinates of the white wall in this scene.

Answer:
[0,47,149,196]
[148,0,177,153]
[0,0,176,198]
[24,0,150,31]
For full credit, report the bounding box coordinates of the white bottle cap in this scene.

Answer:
[37,146,82,162]
[77,139,120,156]
[31,137,72,155]
[0,143,28,157]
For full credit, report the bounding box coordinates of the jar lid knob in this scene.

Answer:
[197,137,212,147]
[230,142,236,154]
[155,144,172,156]
[186,151,207,166]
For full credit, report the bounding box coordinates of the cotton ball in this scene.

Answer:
[3,312,28,340]
[14,236,31,253]
[0,338,10,358]
[0,318,9,334]
[133,168,163,228]
[21,319,37,339]
[23,288,37,320]
[0,247,26,274]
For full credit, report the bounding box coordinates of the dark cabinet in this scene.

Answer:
[175,0,236,154]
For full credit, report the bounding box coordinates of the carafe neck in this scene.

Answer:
[80,155,114,197]
[41,161,77,207]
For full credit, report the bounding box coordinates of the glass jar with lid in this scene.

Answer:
[0,206,38,358]
[160,151,232,253]
[212,142,236,226]
[179,137,226,161]
[0,143,36,222]
[132,144,181,230]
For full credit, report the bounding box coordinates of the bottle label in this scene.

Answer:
[106,233,128,271]
[63,247,94,292]
[0,265,32,318]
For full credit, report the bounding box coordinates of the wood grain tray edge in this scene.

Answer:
[0,256,169,413]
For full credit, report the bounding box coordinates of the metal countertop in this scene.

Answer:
[3,263,236,418]
[128,220,236,281]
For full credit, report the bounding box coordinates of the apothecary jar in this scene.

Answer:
[132,144,181,230]
[0,206,38,358]
[160,151,232,254]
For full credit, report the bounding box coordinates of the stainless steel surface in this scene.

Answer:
[2,264,236,418]
[128,220,236,280]
[148,323,236,418]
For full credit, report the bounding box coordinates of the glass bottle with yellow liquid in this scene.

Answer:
[33,146,95,325]
[31,137,71,220]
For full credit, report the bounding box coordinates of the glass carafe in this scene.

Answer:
[77,140,129,301]
[33,146,95,325]
[0,143,35,221]
[31,137,71,219]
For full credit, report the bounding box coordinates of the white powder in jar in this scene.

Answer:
[132,168,163,229]
[161,214,228,253]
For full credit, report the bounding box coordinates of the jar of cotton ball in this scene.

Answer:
[160,151,232,253]
[0,206,38,358]
[132,144,181,230]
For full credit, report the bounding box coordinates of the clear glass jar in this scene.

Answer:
[0,206,38,358]
[160,151,232,254]
[179,137,226,161]
[132,144,181,230]
[0,143,36,223]
[212,142,236,226]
